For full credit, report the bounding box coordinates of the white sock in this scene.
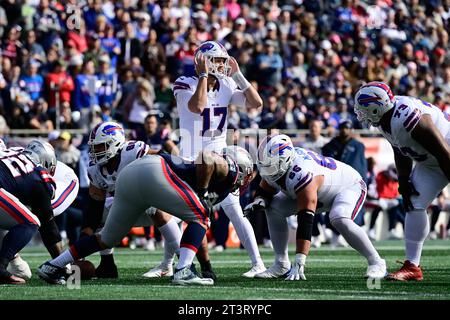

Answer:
[332,218,382,265]
[51,249,75,268]
[222,203,263,266]
[158,218,181,268]
[266,210,290,265]
[405,210,429,266]
[176,247,196,270]
[100,248,114,256]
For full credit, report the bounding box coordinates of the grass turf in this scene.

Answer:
[0,240,449,300]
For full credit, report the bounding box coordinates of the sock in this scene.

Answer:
[100,248,114,256]
[222,203,263,266]
[99,253,115,266]
[332,218,382,265]
[158,218,182,268]
[266,211,290,265]
[0,223,38,261]
[51,235,102,267]
[176,222,206,270]
[405,210,429,266]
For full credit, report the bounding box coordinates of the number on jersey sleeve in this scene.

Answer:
[307,151,337,170]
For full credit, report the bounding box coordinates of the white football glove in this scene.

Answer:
[243,197,266,217]
[285,254,307,281]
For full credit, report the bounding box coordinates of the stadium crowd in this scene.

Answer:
[0,0,449,248]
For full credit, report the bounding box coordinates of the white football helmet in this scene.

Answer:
[195,41,231,79]
[223,146,254,190]
[354,81,395,127]
[257,134,295,183]
[24,140,57,175]
[88,121,126,165]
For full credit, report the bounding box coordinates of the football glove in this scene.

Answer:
[398,177,420,212]
[243,197,266,217]
[285,254,306,281]
[198,190,218,217]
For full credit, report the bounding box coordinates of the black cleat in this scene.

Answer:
[95,262,119,279]
[201,269,217,281]
[37,261,67,285]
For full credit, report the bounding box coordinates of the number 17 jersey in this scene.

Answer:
[173,75,246,160]
[266,148,363,211]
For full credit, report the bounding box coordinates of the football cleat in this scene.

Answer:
[254,262,290,279]
[142,263,173,278]
[242,263,266,278]
[37,261,67,285]
[95,261,119,279]
[365,259,388,279]
[386,260,423,281]
[171,266,214,286]
[0,269,26,285]
[7,254,32,280]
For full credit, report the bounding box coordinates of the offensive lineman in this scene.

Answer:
[37,146,254,286]
[171,40,265,277]
[245,134,387,280]
[354,81,450,281]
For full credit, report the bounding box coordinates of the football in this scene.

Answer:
[71,260,96,280]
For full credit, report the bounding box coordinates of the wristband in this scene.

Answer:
[232,71,251,91]
[199,72,208,79]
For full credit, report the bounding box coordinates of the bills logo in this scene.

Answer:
[102,125,123,136]
[198,43,214,53]
[270,143,292,156]
[357,94,383,107]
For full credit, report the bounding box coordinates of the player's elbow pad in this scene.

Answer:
[39,219,62,248]
[82,197,105,230]
[296,209,315,241]
[254,185,274,206]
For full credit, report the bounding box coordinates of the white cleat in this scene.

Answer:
[254,262,291,279]
[171,266,214,286]
[142,263,173,278]
[311,236,322,248]
[365,259,388,279]
[7,254,32,280]
[368,229,377,241]
[242,263,266,278]
[145,239,156,251]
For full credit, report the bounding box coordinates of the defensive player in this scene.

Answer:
[77,121,182,279]
[354,81,450,281]
[245,134,387,280]
[172,40,265,277]
[0,140,59,284]
[37,146,254,286]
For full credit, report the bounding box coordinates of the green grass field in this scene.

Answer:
[1,240,449,300]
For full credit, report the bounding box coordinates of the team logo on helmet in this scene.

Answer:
[270,143,293,156]
[102,124,124,136]
[357,94,383,107]
[197,42,215,53]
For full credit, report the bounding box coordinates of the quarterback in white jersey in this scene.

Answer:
[173,40,266,278]
[245,135,387,280]
[355,81,450,281]
[81,122,182,279]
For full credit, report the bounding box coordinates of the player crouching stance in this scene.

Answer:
[245,135,387,280]
[37,146,254,286]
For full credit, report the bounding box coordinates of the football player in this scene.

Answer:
[354,82,450,281]
[244,135,387,280]
[0,138,80,280]
[172,40,266,277]
[0,140,60,284]
[37,146,254,286]
[76,121,182,279]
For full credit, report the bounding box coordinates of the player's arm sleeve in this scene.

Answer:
[230,90,246,108]
[173,77,195,110]
[82,184,107,231]
[30,182,62,251]
[411,114,450,181]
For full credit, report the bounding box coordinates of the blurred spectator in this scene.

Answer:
[119,22,142,66]
[45,60,75,118]
[74,59,98,128]
[19,59,43,102]
[141,114,179,156]
[255,39,283,91]
[124,77,155,137]
[301,119,330,153]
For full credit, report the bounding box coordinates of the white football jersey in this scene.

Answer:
[265,148,363,211]
[379,96,450,166]
[88,140,149,193]
[52,161,79,216]
[173,75,246,160]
